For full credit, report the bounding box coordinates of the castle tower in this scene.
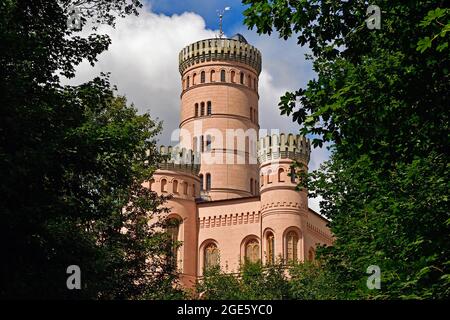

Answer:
[258,133,311,264]
[178,35,262,201]
[149,146,201,287]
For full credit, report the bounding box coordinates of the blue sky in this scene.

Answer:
[146,0,248,35]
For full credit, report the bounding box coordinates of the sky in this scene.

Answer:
[64,0,331,212]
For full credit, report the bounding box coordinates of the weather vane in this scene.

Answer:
[216,6,231,38]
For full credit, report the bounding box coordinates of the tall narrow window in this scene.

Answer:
[186,76,190,88]
[200,102,205,116]
[308,248,316,262]
[199,174,204,191]
[278,168,285,182]
[231,71,235,83]
[210,70,215,82]
[245,239,260,263]
[286,231,298,262]
[161,179,167,193]
[260,174,264,186]
[173,180,178,193]
[220,70,226,82]
[204,243,219,270]
[290,167,296,183]
[192,73,196,85]
[267,169,272,184]
[195,103,198,117]
[167,219,180,267]
[250,178,254,194]
[183,182,188,195]
[254,180,258,195]
[200,71,205,83]
[192,184,196,197]
[206,173,211,191]
[200,135,204,152]
[253,78,256,89]
[248,75,251,88]
[207,101,212,115]
[266,232,275,264]
[206,135,212,151]
[250,107,253,122]
[240,72,244,84]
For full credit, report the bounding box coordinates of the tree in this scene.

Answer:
[0,0,181,299]
[243,0,449,298]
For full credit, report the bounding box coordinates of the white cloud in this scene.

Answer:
[64,5,330,212]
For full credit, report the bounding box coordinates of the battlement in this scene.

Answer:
[158,145,201,175]
[257,133,311,164]
[179,38,262,75]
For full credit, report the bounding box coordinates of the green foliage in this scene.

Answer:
[1,0,182,299]
[243,1,449,299]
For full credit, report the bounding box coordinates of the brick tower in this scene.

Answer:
[178,34,262,201]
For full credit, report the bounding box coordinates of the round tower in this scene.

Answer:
[178,35,262,201]
[257,133,311,264]
[149,146,201,287]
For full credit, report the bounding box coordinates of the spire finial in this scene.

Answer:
[216,7,231,38]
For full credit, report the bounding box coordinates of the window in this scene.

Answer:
[254,180,258,195]
[195,103,198,117]
[200,102,205,116]
[173,180,178,193]
[278,168,285,182]
[200,135,204,152]
[167,218,180,267]
[204,243,219,270]
[266,232,275,264]
[206,135,212,151]
[201,71,205,83]
[206,173,211,191]
[192,184,196,197]
[192,73,196,85]
[231,71,235,83]
[267,169,272,184]
[286,231,298,262]
[186,76,190,88]
[220,70,226,82]
[210,70,215,82]
[308,247,316,262]
[250,107,253,122]
[290,167,296,183]
[207,101,212,115]
[199,174,204,191]
[183,181,188,195]
[260,174,264,187]
[250,178,253,194]
[253,78,256,89]
[149,178,155,190]
[245,239,260,263]
[248,75,251,87]
[161,179,167,192]
[240,72,244,84]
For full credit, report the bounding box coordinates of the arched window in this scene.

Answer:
[254,180,258,195]
[253,78,256,89]
[278,168,285,182]
[206,135,212,151]
[248,75,251,87]
[240,72,244,84]
[182,181,188,195]
[245,239,260,263]
[220,70,226,82]
[204,243,219,270]
[186,76,190,88]
[200,135,204,152]
[200,71,205,83]
[192,184,196,197]
[250,107,253,122]
[193,137,198,152]
[195,103,199,117]
[286,231,298,262]
[173,180,178,193]
[266,232,275,264]
[250,178,253,194]
[200,102,205,116]
[290,167,296,183]
[199,174,204,191]
[207,101,212,115]
[161,179,167,192]
[260,174,264,187]
[267,169,272,184]
[192,73,196,85]
[206,173,211,191]
[210,70,215,82]
[149,178,155,190]
[231,70,236,83]
[167,218,180,267]
[308,247,316,262]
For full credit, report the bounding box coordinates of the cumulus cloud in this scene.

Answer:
[64,5,330,212]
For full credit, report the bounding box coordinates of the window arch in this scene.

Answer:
[161,179,167,192]
[266,232,275,264]
[199,174,204,191]
[205,173,211,191]
[192,73,197,85]
[204,243,219,270]
[207,101,212,115]
[173,180,178,193]
[278,168,285,182]
[220,70,226,82]
[200,135,204,152]
[286,231,299,262]
[245,239,260,263]
[210,70,215,82]
[149,178,155,190]
[200,71,205,83]
[186,76,190,88]
[183,181,188,195]
[194,103,198,117]
[231,70,236,83]
[267,169,272,184]
[240,72,244,84]
[200,102,205,116]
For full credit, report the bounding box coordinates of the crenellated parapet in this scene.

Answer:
[158,146,201,175]
[257,133,311,164]
[179,38,262,75]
